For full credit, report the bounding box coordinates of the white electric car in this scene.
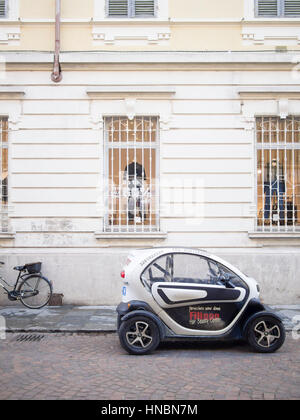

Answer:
[116,247,285,355]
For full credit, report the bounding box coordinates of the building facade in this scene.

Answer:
[0,0,300,305]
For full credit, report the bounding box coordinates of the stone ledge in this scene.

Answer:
[86,85,176,97]
[94,231,167,239]
[248,231,300,239]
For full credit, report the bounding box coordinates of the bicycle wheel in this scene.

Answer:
[18,275,52,309]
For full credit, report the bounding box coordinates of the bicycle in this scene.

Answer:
[0,261,52,309]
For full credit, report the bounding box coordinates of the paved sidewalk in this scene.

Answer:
[0,305,118,332]
[0,304,299,333]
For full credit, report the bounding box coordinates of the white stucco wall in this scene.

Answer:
[0,51,299,305]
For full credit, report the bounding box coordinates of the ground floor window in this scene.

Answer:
[0,117,8,232]
[104,116,159,233]
[256,116,300,231]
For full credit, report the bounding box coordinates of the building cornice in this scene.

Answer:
[1,51,300,71]
[2,17,300,25]
[2,50,299,62]
[0,87,25,99]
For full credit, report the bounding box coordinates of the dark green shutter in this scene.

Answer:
[0,0,6,17]
[135,0,155,17]
[257,0,279,16]
[284,0,300,15]
[108,0,128,17]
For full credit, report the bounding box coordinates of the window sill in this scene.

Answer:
[93,18,169,24]
[244,18,300,22]
[94,231,167,240]
[248,231,300,239]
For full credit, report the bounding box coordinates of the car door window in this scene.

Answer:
[141,255,170,290]
[172,253,219,284]
[141,253,231,291]
[215,262,248,290]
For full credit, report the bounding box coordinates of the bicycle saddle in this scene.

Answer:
[13,265,26,271]
[0,261,4,265]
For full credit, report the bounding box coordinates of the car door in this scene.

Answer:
[147,253,248,332]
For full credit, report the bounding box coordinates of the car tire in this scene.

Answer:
[118,315,160,355]
[246,315,286,353]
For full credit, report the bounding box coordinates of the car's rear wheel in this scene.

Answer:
[247,315,285,353]
[118,315,160,355]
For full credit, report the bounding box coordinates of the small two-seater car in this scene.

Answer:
[117,247,285,355]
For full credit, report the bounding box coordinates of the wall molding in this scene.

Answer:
[92,24,170,46]
[0,26,20,45]
[86,85,176,99]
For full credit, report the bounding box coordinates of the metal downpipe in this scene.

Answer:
[51,0,62,83]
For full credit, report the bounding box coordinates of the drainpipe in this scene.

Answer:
[51,0,62,83]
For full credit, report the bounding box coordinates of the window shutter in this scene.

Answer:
[284,0,300,15]
[108,0,128,17]
[134,0,155,17]
[0,0,6,18]
[257,0,279,16]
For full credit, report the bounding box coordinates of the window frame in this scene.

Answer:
[255,0,300,18]
[103,115,160,234]
[254,115,300,233]
[106,0,157,19]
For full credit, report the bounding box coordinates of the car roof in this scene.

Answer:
[127,247,210,261]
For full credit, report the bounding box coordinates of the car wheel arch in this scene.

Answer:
[120,309,166,340]
[242,310,283,339]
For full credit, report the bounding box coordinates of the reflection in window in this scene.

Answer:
[104,116,158,233]
[256,116,300,231]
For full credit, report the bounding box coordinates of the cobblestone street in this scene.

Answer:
[0,332,299,400]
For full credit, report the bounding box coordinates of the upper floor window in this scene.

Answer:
[0,0,7,18]
[256,0,300,17]
[107,0,155,18]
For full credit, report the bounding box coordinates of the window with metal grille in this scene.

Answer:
[256,0,300,17]
[0,0,7,18]
[0,118,8,232]
[107,0,155,18]
[104,116,159,233]
[256,116,300,232]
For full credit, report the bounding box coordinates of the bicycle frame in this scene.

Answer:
[0,270,32,294]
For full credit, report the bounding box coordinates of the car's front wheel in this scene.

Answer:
[247,315,285,353]
[118,315,160,355]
